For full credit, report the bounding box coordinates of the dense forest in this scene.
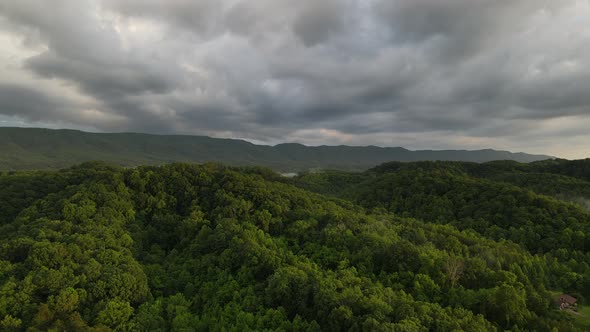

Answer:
[1,159,589,331]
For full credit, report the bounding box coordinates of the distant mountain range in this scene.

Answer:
[0,127,553,171]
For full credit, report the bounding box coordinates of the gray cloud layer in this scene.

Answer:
[0,0,589,158]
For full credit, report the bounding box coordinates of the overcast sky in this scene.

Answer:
[0,0,589,158]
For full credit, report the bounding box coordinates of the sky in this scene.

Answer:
[0,0,589,159]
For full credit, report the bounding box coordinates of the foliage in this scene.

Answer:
[0,161,588,330]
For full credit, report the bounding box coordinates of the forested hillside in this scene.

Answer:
[0,127,551,171]
[293,160,590,254]
[1,161,588,331]
[293,160,590,325]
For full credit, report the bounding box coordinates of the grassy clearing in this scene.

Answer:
[570,305,590,330]
[578,305,590,317]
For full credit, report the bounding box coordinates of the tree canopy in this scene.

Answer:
[1,160,589,331]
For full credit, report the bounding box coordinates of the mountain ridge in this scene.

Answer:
[0,127,554,171]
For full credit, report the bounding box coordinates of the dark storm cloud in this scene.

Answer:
[374,1,566,62]
[0,0,589,157]
[0,83,70,120]
[0,83,127,130]
[292,0,347,47]
[26,51,175,99]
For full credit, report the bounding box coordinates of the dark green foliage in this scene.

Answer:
[293,160,590,304]
[0,161,587,331]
